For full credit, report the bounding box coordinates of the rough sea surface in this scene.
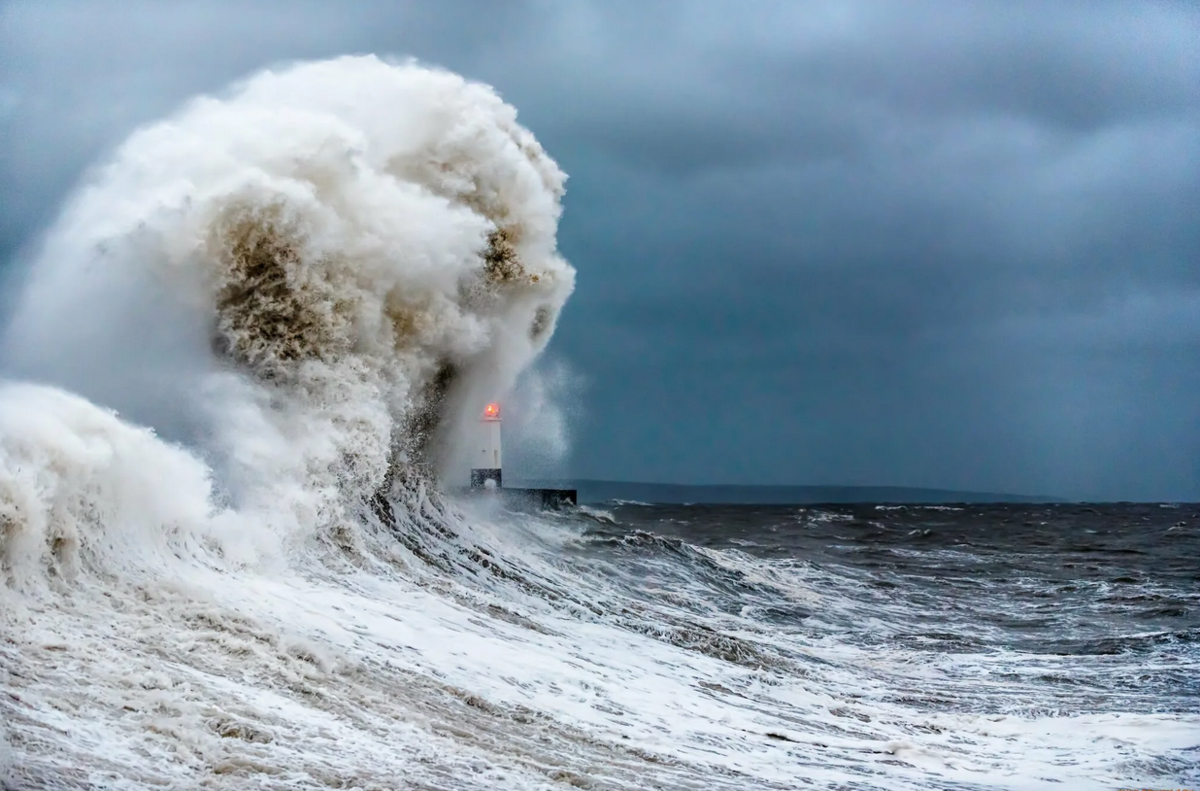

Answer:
[4,496,1198,790]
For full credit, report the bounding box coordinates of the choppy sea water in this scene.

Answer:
[5,496,1197,790]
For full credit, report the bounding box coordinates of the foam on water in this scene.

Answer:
[1,57,1197,790]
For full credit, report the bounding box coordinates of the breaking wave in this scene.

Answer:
[1,56,1196,791]
[2,55,573,545]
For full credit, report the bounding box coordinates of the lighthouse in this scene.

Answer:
[462,401,576,508]
[470,402,503,488]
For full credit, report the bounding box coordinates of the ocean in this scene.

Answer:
[3,495,1197,790]
[1,55,1197,790]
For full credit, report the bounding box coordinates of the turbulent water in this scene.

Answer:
[1,56,1198,790]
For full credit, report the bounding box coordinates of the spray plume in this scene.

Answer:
[1,55,575,551]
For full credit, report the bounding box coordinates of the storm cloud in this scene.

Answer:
[2,0,1198,499]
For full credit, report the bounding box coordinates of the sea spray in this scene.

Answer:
[1,55,575,543]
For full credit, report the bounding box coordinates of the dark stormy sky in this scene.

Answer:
[2,1,1198,500]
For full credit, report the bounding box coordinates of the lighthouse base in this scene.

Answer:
[470,468,502,488]
[457,486,577,511]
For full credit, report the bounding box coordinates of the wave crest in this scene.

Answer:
[2,55,574,534]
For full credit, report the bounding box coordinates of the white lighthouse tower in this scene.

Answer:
[470,402,503,488]
[462,401,577,508]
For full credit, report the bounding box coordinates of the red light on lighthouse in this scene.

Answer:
[483,402,500,420]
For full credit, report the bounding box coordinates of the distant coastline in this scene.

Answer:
[509,479,1061,505]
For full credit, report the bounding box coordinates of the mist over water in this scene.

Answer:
[1,57,1197,791]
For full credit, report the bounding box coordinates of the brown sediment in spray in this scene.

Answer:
[483,227,524,284]
[529,305,553,340]
[209,206,353,378]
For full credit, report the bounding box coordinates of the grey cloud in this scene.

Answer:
[523,1,1200,178]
